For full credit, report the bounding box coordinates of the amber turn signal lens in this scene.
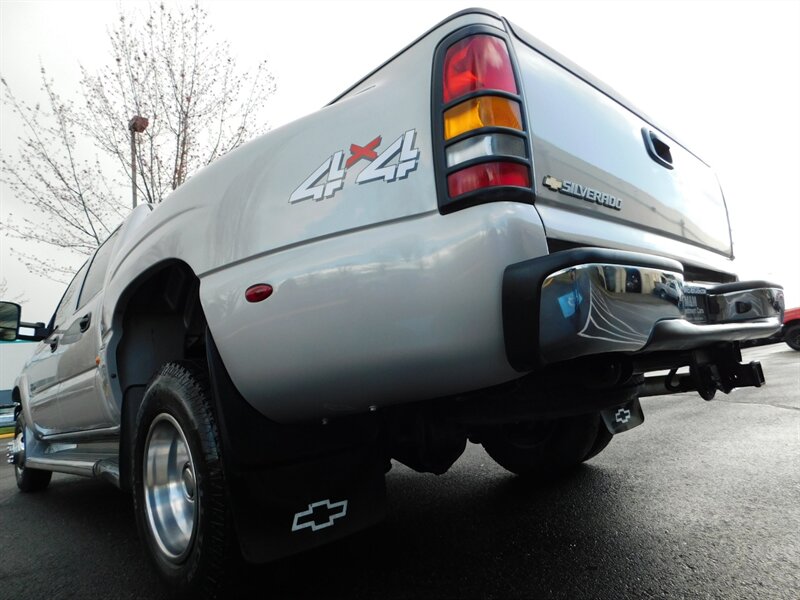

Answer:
[444,96,522,140]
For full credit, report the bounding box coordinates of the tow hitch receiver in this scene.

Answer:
[690,345,765,400]
[641,344,766,400]
[601,398,644,434]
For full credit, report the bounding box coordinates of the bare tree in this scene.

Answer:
[1,2,275,280]
[0,279,28,304]
[80,3,275,204]
[1,69,126,281]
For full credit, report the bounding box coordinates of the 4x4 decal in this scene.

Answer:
[346,136,381,168]
[289,130,419,204]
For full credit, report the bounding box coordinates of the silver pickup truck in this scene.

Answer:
[2,8,783,598]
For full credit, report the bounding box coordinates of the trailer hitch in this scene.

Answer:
[689,345,765,400]
[640,343,765,400]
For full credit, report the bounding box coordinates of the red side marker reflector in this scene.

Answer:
[245,284,273,303]
[447,161,530,198]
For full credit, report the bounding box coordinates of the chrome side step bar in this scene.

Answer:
[22,454,121,488]
[25,455,98,477]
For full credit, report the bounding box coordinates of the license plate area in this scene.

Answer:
[683,286,709,324]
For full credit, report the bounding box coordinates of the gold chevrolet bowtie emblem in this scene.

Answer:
[542,175,563,191]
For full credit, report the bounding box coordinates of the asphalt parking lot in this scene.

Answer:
[1,344,798,599]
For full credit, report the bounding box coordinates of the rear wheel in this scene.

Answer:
[133,361,238,599]
[13,414,52,493]
[481,412,611,477]
[784,323,800,351]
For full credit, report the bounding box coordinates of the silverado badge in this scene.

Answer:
[543,175,622,211]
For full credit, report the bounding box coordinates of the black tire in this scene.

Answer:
[481,412,610,477]
[13,414,52,493]
[784,323,800,351]
[133,361,238,599]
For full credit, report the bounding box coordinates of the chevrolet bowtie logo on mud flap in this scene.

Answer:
[291,499,349,533]
[615,408,632,424]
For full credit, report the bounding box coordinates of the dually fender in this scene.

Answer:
[200,202,550,424]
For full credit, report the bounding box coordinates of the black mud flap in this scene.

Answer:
[228,446,387,564]
[600,397,644,434]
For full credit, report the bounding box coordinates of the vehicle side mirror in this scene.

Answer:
[0,301,21,341]
[0,301,48,341]
[22,322,50,341]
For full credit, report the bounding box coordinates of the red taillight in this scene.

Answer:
[434,30,532,212]
[447,162,530,198]
[245,284,273,303]
[442,35,517,104]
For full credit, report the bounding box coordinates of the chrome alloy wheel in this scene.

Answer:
[143,413,198,563]
[7,426,24,472]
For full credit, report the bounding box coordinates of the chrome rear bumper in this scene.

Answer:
[503,248,784,369]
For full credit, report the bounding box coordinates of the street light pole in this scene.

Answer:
[128,115,149,209]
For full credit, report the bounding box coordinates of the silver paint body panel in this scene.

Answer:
[511,36,733,261]
[202,203,548,422]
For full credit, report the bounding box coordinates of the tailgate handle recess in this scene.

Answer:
[642,127,674,170]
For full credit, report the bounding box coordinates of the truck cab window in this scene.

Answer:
[51,261,90,331]
[77,230,120,309]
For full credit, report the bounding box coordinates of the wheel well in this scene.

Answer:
[115,260,207,491]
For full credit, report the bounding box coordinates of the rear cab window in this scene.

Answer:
[77,229,120,310]
[51,261,90,331]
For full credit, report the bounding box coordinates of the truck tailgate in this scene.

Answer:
[509,25,733,259]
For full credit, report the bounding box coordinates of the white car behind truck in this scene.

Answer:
[2,8,784,598]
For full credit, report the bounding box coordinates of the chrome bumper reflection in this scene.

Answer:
[706,287,784,323]
[539,263,783,363]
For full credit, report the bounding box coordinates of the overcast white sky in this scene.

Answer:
[1,0,799,322]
